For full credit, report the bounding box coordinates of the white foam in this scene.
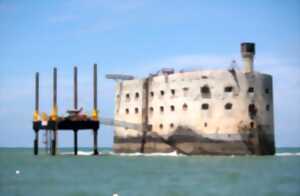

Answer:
[275,152,300,156]
[110,151,184,157]
[60,150,183,157]
[60,151,95,156]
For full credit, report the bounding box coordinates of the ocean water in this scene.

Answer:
[0,148,299,196]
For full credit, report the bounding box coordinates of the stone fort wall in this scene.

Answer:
[115,69,273,133]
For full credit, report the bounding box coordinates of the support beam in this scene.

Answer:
[93,64,97,112]
[51,67,58,121]
[34,130,39,155]
[35,72,39,112]
[74,66,78,110]
[53,67,57,109]
[51,130,57,156]
[74,130,78,155]
[33,72,39,121]
[93,129,99,155]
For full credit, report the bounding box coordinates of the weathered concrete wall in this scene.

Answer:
[113,69,275,155]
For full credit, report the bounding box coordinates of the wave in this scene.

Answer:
[275,152,300,156]
[110,151,183,157]
[60,151,94,156]
[60,151,300,157]
[59,151,183,157]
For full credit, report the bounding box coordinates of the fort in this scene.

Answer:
[112,43,275,155]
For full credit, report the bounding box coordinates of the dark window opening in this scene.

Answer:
[182,103,188,111]
[250,121,255,129]
[125,108,129,114]
[159,124,163,129]
[224,86,233,92]
[170,123,174,128]
[135,92,139,98]
[248,87,254,93]
[150,91,154,97]
[126,93,130,99]
[160,106,164,112]
[149,107,154,112]
[171,89,175,96]
[135,108,139,114]
[160,90,165,96]
[202,103,209,110]
[170,105,175,111]
[266,104,270,111]
[183,87,189,91]
[225,103,233,110]
[248,104,257,119]
[202,76,208,79]
[148,125,152,131]
[265,88,270,94]
[204,122,208,127]
[201,85,211,98]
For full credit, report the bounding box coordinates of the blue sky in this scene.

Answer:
[0,0,299,147]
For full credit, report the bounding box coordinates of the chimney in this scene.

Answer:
[241,42,255,73]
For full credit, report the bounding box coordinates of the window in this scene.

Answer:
[225,103,232,110]
[224,86,233,92]
[201,103,209,110]
[170,105,175,111]
[170,123,174,128]
[135,108,139,114]
[182,103,188,111]
[148,125,152,131]
[266,104,270,111]
[160,106,164,112]
[265,88,270,94]
[201,85,211,98]
[248,87,254,93]
[159,124,163,129]
[202,76,208,79]
[250,121,255,129]
[125,108,129,114]
[183,87,189,96]
[135,92,139,98]
[149,107,154,112]
[160,90,165,96]
[150,91,154,97]
[248,104,257,119]
[126,93,130,99]
[204,122,208,127]
[171,89,175,96]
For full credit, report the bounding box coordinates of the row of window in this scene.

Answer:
[123,86,270,100]
[147,121,256,131]
[124,103,270,114]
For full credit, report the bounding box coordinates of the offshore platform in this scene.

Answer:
[32,64,147,155]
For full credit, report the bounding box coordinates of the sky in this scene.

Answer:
[0,0,299,148]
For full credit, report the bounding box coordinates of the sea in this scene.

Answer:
[0,147,299,196]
